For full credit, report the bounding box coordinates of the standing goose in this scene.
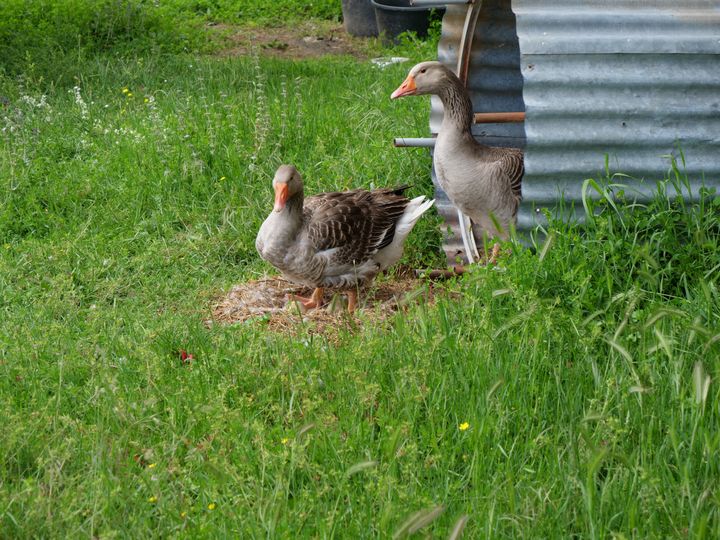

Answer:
[256,165,434,312]
[391,61,523,250]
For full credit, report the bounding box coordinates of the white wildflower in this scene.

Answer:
[71,86,89,119]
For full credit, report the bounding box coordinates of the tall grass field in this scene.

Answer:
[1,1,719,537]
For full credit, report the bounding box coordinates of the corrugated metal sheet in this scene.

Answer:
[514,0,720,234]
[430,0,720,263]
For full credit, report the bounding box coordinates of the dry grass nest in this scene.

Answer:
[211,271,441,336]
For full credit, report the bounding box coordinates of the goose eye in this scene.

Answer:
[420,68,427,74]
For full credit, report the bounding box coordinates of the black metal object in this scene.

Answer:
[341,0,379,37]
[371,0,434,44]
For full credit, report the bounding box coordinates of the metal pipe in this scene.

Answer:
[394,116,524,148]
[416,266,467,279]
[410,0,472,6]
[474,112,525,123]
[393,137,436,147]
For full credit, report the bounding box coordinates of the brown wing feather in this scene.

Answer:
[501,150,524,202]
[305,187,410,264]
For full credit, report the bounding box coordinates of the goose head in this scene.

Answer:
[390,61,453,99]
[272,164,303,212]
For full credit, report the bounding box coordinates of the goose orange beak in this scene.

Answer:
[391,75,416,99]
[273,183,289,212]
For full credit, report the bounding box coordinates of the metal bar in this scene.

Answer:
[410,0,472,6]
[393,137,436,148]
[416,266,467,279]
[456,2,482,85]
[474,112,526,123]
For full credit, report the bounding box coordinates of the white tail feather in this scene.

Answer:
[397,196,435,234]
[375,196,435,270]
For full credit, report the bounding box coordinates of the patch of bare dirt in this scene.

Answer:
[212,22,373,59]
[211,274,439,337]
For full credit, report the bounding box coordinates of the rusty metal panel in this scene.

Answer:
[429,0,720,262]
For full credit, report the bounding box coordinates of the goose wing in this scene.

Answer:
[305,187,410,265]
[499,149,524,202]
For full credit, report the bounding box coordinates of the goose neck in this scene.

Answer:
[438,78,474,133]
[285,191,304,215]
[273,191,304,234]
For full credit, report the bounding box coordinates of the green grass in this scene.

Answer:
[0,0,342,81]
[163,0,342,25]
[2,4,720,538]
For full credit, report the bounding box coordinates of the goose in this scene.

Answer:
[256,165,434,312]
[391,61,523,256]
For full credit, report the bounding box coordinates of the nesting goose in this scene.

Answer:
[391,61,523,246]
[256,165,434,312]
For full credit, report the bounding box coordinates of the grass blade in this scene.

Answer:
[653,327,673,360]
[346,460,378,477]
[702,333,720,354]
[693,362,711,405]
[407,505,445,535]
[295,422,315,440]
[605,338,632,363]
[486,378,504,401]
[538,232,554,262]
[393,505,445,539]
[392,509,426,540]
[448,515,469,540]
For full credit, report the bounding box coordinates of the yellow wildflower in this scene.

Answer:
[180,511,187,518]
[144,97,149,103]
[219,176,226,181]
[127,92,133,97]
[122,87,129,94]
[281,437,289,445]
[207,503,216,510]
[148,496,158,503]
[458,422,470,431]
[147,463,156,469]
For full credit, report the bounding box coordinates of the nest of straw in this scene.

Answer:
[211,273,436,336]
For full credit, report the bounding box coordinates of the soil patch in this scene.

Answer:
[212,22,374,59]
[211,274,439,337]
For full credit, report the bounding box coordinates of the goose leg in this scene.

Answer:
[289,287,324,310]
[457,209,479,264]
[488,243,501,265]
[346,290,358,313]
